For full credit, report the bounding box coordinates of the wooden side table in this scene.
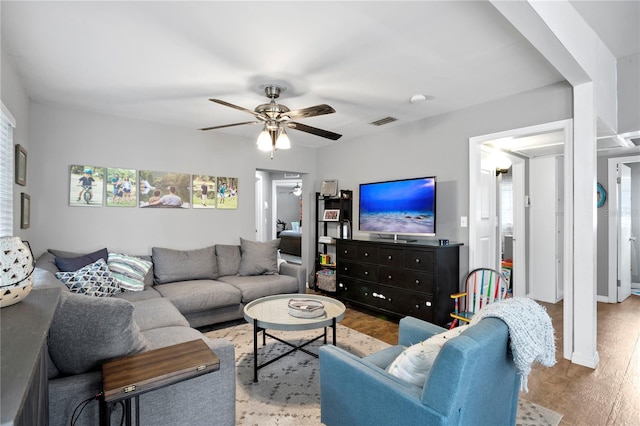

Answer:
[100,339,219,426]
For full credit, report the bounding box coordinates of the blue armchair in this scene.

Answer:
[319,316,520,426]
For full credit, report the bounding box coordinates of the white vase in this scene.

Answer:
[0,236,35,308]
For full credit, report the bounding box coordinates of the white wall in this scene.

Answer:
[1,44,32,241]
[28,103,317,260]
[618,53,640,134]
[315,81,572,283]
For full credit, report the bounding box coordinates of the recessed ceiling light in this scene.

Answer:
[410,94,428,104]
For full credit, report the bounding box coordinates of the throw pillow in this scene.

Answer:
[387,325,469,387]
[152,246,218,284]
[107,252,152,291]
[215,244,242,276]
[48,291,148,375]
[238,238,280,276]
[53,247,108,272]
[55,258,121,297]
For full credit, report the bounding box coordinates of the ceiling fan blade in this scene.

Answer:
[286,122,342,140]
[199,121,260,131]
[281,104,336,120]
[209,99,265,119]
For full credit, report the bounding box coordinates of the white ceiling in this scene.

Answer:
[1,1,638,149]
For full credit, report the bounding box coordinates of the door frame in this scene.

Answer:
[469,119,573,299]
[607,154,640,302]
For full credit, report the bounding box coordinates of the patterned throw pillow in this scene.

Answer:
[107,253,152,291]
[55,259,120,297]
[387,325,469,387]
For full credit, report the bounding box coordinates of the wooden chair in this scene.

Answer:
[449,268,508,329]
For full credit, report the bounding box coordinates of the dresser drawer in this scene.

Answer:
[357,245,378,263]
[352,263,379,282]
[338,260,357,278]
[337,242,357,261]
[405,249,435,272]
[378,247,404,267]
[379,267,433,293]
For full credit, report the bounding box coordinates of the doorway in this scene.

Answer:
[607,155,640,302]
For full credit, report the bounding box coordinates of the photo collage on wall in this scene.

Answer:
[68,165,238,209]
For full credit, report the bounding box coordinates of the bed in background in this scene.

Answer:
[279,229,302,257]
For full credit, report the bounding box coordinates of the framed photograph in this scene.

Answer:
[69,165,104,207]
[138,170,190,208]
[15,144,27,186]
[192,175,217,209]
[106,168,137,207]
[20,193,30,229]
[323,209,340,221]
[216,177,238,209]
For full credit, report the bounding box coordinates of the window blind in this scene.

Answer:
[0,102,16,237]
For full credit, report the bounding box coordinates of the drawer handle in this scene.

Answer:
[415,304,420,309]
[425,301,432,307]
[415,280,420,285]
[388,275,392,280]
[344,267,348,272]
[344,250,348,254]
[364,252,369,257]
[415,258,420,263]
[364,292,369,296]
[364,271,368,276]
[372,292,387,300]
[388,255,392,260]
[338,283,344,288]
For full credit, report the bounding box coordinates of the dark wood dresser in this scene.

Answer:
[335,239,461,327]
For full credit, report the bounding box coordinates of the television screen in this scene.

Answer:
[359,176,436,236]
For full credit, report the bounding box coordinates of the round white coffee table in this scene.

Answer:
[243,294,346,382]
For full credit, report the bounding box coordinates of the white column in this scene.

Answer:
[571,82,599,368]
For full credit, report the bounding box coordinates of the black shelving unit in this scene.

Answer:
[313,190,353,291]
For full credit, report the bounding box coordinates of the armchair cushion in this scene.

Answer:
[387,325,469,387]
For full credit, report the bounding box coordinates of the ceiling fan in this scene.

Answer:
[278,183,302,197]
[199,85,342,157]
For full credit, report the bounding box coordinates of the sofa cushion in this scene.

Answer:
[217,274,298,303]
[48,291,148,375]
[387,325,469,387]
[142,327,207,351]
[113,287,162,303]
[215,244,241,276]
[237,238,280,276]
[55,259,121,297]
[132,298,190,331]
[152,246,218,284]
[107,252,152,291]
[53,247,108,272]
[153,280,241,314]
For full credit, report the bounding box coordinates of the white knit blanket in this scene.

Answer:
[470,297,556,392]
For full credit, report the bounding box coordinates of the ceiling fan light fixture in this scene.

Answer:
[257,126,272,151]
[275,128,291,150]
[292,184,302,197]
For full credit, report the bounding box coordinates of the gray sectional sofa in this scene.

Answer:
[34,239,307,425]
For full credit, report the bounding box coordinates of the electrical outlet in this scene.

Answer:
[460,216,468,228]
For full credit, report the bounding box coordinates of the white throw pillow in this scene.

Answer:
[107,252,152,291]
[387,325,469,387]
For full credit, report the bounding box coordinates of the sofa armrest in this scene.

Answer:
[279,262,307,293]
[398,316,447,346]
[49,337,236,426]
[319,345,444,426]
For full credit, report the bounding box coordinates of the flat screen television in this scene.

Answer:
[359,176,436,239]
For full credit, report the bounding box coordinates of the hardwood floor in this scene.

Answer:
[329,293,640,426]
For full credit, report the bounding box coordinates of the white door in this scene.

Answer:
[255,175,265,242]
[472,148,498,270]
[618,163,632,302]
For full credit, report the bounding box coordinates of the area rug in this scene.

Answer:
[205,323,563,426]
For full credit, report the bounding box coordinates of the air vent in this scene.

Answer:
[630,137,640,146]
[370,117,398,126]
